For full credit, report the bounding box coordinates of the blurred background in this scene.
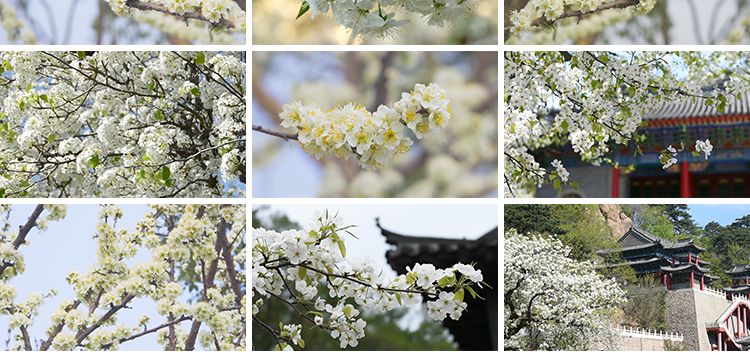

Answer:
[252,51,498,198]
[0,0,244,44]
[251,0,497,45]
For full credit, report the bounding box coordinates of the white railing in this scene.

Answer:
[612,325,684,342]
[701,285,729,299]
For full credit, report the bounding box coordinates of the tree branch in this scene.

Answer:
[124,0,235,29]
[0,205,45,278]
[503,0,641,34]
[252,125,299,141]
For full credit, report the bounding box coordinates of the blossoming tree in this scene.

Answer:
[253,51,497,198]
[1,204,246,351]
[0,51,245,198]
[502,51,750,197]
[504,229,625,350]
[0,0,245,45]
[251,211,487,350]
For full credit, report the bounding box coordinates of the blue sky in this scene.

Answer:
[687,204,750,227]
[0,204,205,351]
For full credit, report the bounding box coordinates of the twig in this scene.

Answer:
[252,125,299,141]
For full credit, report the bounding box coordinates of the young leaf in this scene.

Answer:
[296,1,310,19]
[196,53,206,65]
[395,292,402,305]
[299,266,307,279]
[454,288,465,302]
[77,51,86,59]
[89,155,100,168]
[154,110,163,121]
[337,239,346,257]
[47,134,55,145]
[190,87,200,96]
[162,166,170,180]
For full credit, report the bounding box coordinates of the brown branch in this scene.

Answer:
[75,294,136,346]
[503,0,641,34]
[252,125,299,141]
[40,300,81,351]
[124,0,235,29]
[0,205,44,278]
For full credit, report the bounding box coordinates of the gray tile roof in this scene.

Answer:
[642,94,750,121]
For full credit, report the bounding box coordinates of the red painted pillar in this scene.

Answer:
[681,161,690,198]
[689,254,692,263]
[612,166,619,198]
[702,275,705,291]
[745,307,748,336]
[696,254,699,265]
[719,331,723,351]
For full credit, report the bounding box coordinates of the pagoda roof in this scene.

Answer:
[616,227,706,253]
[728,264,750,276]
[724,284,750,293]
[642,93,750,127]
[660,263,713,275]
[377,219,497,351]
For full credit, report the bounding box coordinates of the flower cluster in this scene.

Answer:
[279,83,452,171]
[505,229,625,350]
[505,51,729,197]
[0,1,37,44]
[299,0,477,40]
[252,210,485,349]
[0,51,245,198]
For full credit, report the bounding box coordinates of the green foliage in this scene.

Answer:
[252,205,302,231]
[622,205,678,241]
[550,205,620,261]
[622,283,666,332]
[663,339,688,351]
[503,204,566,236]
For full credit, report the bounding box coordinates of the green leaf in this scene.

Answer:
[47,134,55,145]
[298,339,305,349]
[196,53,205,65]
[308,230,318,239]
[466,285,478,299]
[395,292,402,306]
[3,61,11,72]
[0,188,4,198]
[77,51,86,59]
[706,98,713,106]
[89,155,99,168]
[438,275,455,288]
[560,120,568,130]
[718,101,726,113]
[454,288,465,302]
[296,1,310,19]
[299,267,306,279]
[165,178,173,187]
[162,166,170,180]
[154,110,163,121]
[40,94,49,103]
[337,239,346,258]
[148,80,156,92]
[627,86,635,97]
[692,151,700,156]
[26,83,32,92]
[274,344,281,351]
[406,273,415,284]
[19,101,25,111]
[190,87,200,96]
[553,178,561,191]
[343,306,351,317]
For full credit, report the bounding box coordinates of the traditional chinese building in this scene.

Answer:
[725,264,750,299]
[376,219,498,351]
[601,227,717,289]
[536,93,750,198]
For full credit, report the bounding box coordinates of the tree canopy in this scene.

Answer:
[0,51,245,198]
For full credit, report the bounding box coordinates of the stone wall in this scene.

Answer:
[619,336,670,351]
[536,166,623,197]
[666,288,731,351]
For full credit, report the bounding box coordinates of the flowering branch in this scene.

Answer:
[124,0,236,29]
[504,0,641,34]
